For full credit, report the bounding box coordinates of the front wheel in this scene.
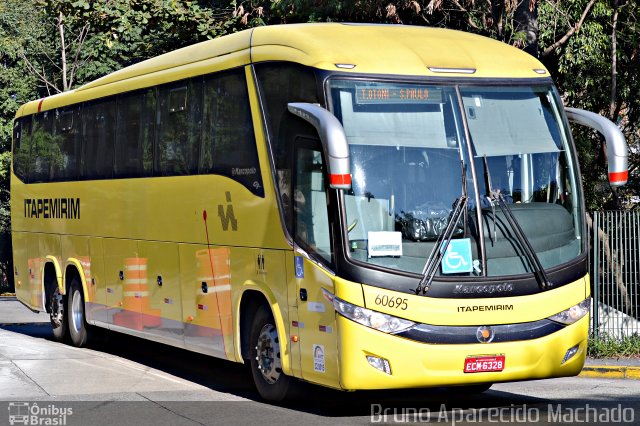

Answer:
[67,278,89,347]
[249,305,295,401]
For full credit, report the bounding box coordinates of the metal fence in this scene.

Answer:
[591,210,640,338]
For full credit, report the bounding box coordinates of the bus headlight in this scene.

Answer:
[547,298,591,325]
[333,296,416,334]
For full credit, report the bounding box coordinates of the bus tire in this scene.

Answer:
[249,305,294,401]
[49,278,68,343]
[67,277,89,347]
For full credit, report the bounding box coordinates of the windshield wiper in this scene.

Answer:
[482,156,551,290]
[415,161,468,295]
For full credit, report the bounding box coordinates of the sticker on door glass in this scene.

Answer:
[295,256,304,278]
[313,344,325,373]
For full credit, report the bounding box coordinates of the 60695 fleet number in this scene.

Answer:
[374,294,408,310]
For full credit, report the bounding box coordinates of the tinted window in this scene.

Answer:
[254,63,318,170]
[30,110,55,183]
[15,67,265,193]
[52,107,81,180]
[13,118,30,182]
[295,143,332,264]
[157,80,202,176]
[201,69,263,196]
[83,99,115,179]
[255,62,319,228]
[115,89,155,178]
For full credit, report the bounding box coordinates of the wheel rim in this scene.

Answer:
[255,323,282,384]
[71,290,83,334]
[50,289,64,327]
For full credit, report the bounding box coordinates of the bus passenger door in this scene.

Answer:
[288,138,339,388]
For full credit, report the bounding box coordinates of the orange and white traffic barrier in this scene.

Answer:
[113,257,161,330]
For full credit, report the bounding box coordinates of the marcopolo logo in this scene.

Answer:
[8,402,73,425]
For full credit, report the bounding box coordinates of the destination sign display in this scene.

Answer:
[355,85,443,105]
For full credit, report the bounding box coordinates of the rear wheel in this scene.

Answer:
[49,283,68,343]
[249,305,294,401]
[67,278,89,347]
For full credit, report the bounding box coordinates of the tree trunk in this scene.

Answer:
[58,12,69,92]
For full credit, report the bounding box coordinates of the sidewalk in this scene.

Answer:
[581,357,640,380]
[0,296,48,325]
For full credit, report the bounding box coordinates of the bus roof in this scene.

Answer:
[17,23,549,116]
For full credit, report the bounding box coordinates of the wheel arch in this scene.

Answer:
[237,285,291,376]
[64,259,90,303]
[42,257,63,313]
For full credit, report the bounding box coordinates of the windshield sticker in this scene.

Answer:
[441,239,473,274]
[368,231,403,258]
[313,344,325,373]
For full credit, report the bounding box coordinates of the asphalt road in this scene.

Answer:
[1,298,639,425]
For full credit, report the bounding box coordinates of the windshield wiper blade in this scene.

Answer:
[493,193,551,290]
[482,157,551,290]
[415,161,468,295]
[415,195,468,295]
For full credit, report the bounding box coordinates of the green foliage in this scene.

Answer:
[539,0,640,209]
[588,333,640,358]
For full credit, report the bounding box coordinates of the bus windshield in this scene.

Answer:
[327,79,583,279]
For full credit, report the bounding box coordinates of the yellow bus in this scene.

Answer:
[11,23,628,401]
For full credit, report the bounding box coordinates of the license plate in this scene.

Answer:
[464,355,505,373]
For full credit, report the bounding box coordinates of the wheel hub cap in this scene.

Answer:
[255,324,282,384]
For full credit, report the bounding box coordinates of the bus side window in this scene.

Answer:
[294,140,333,264]
[157,80,201,176]
[52,107,81,181]
[201,69,263,196]
[115,89,155,178]
[82,100,115,179]
[13,118,31,182]
[254,62,319,225]
[29,110,55,183]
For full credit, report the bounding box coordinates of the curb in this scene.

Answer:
[580,366,640,380]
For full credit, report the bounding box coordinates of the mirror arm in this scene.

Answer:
[287,103,352,190]
[565,107,628,187]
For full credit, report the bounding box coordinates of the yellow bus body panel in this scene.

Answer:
[337,314,588,390]
[250,24,548,79]
[360,278,588,326]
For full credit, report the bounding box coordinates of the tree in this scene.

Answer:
[0,0,45,290]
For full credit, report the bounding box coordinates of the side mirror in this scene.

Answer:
[287,103,351,190]
[565,107,628,187]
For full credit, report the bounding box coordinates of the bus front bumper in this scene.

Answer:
[337,314,588,390]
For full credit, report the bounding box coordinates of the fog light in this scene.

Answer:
[561,344,580,364]
[367,355,392,375]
